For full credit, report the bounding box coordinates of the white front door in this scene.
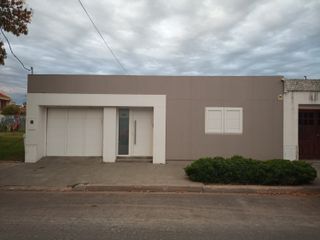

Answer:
[117,108,153,157]
[131,109,153,156]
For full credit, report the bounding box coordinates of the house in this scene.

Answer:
[0,92,11,112]
[25,75,320,164]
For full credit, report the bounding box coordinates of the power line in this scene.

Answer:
[78,0,127,74]
[0,27,32,73]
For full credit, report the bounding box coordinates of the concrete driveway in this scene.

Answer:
[0,157,200,188]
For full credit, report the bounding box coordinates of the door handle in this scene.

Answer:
[134,120,137,145]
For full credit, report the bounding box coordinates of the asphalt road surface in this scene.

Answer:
[0,191,319,240]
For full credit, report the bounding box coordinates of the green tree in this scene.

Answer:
[1,104,20,115]
[0,0,32,65]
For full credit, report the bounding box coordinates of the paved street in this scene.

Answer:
[0,192,319,240]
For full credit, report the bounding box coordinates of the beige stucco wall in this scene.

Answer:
[28,75,283,160]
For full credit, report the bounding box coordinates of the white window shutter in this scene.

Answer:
[205,107,224,134]
[224,108,243,134]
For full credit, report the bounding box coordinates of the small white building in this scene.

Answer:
[283,79,320,160]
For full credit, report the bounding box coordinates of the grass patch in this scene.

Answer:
[185,156,317,185]
[0,132,25,161]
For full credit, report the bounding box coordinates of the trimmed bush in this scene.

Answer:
[185,156,317,185]
[262,160,317,185]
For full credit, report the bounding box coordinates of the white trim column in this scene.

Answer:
[103,107,117,163]
[153,106,166,164]
[25,105,46,163]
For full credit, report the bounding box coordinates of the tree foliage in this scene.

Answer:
[0,0,32,65]
[1,104,20,115]
[0,41,5,65]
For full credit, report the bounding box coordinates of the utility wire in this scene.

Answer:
[0,27,32,73]
[78,0,127,74]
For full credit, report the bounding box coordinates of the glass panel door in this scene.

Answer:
[118,109,129,155]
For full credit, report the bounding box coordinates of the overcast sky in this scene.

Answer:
[0,0,320,103]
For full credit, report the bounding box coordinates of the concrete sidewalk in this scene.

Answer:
[0,157,319,194]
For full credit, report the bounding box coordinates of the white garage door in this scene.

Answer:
[46,108,103,156]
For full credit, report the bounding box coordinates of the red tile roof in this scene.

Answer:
[0,92,11,101]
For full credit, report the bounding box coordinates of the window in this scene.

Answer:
[205,107,243,134]
[118,109,129,155]
[205,107,224,134]
[224,108,243,134]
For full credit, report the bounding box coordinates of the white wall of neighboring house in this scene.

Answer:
[283,91,320,160]
[26,93,166,164]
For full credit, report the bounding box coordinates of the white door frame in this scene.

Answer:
[26,93,166,164]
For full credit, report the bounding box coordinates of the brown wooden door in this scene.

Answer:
[299,109,320,159]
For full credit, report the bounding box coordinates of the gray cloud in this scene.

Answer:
[0,0,319,103]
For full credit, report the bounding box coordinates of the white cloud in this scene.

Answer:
[0,0,319,103]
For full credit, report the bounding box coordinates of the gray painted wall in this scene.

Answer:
[28,75,284,160]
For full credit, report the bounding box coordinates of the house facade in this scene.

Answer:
[0,92,11,112]
[25,75,319,163]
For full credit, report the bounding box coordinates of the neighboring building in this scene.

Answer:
[283,79,320,160]
[25,75,320,164]
[0,92,11,112]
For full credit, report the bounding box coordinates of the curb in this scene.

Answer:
[72,183,320,195]
[0,185,72,192]
[72,184,203,193]
[1,184,320,195]
[202,185,320,194]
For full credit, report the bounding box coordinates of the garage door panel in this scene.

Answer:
[67,110,85,156]
[46,108,102,157]
[84,109,103,156]
[46,109,67,156]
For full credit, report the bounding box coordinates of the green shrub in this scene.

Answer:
[262,159,317,185]
[185,156,317,185]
